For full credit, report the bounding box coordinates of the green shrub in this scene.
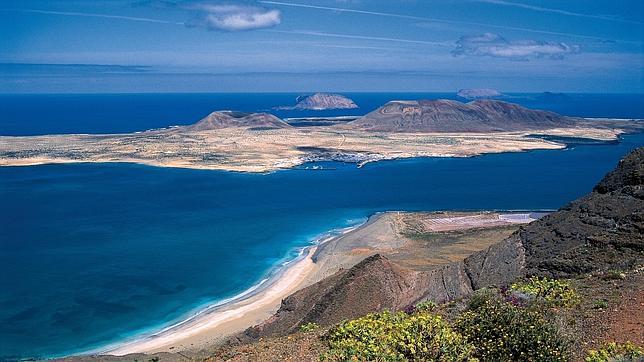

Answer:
[455,299,569,361]
[299,322,320,332]
[467,288,501,310]
[585,342,643,362]
[323,310,475,361]
[593,299,609,310]
[415,300,438,312]
[603,270,627,280]
[511,276,580,307]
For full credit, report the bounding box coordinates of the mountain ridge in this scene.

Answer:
[347,99,580,132]
[184,111,291,131]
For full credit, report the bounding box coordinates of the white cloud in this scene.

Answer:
[187,3,280,31]
[453,33,579,60]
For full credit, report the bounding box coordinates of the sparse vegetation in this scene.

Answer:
[593,299,609,310]
[299,322,320,333]
[323,310,474,361]
[511,276,580,307]
[322,291,573,362]
[603,270,627,280]
[585,342,643,362]
[467,287,501,310]
[415,300,437,312]
[456,297,570,361]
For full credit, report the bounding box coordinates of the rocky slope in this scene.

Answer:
[286,93,358,110]
[518,147,643,278]
[348,99,579,132]
[184,111,291,131]
[236,148,643,341]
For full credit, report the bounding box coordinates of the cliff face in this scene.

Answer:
[292,93,358,110]
[240,148,643,340]
[517,148,643,278]
[184,111,291,131]
[348,99,578,133]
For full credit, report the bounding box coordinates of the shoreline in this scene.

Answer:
[79,209,542,357]
[83,220,369,357]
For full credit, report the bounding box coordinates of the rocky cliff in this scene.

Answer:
[348,99,578,133]
[239,148,643,341]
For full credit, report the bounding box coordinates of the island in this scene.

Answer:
[456,88,503,99]
[0,99,640,173]
[276,92,358,110]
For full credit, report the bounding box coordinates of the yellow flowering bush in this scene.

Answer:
[511,276,580,307]
[455,299,569,361]
[585,342,643,362]
[323,310,475,361]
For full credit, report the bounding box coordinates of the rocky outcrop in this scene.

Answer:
[279,93,358,110]
[463,235,526,290]
[239,148,643,341]
[184,111,291,131]
[466,148,642,281]
[518,148,643,278]
[347,99,578,133]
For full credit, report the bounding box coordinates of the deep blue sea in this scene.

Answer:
[1,93,643,135]
[0,93,643,359]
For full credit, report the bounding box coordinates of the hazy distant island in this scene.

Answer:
[276,92,358,110]
[0,99,640,172]
[456,88,503,99]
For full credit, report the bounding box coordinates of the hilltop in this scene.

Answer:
[277,93,358,110]
[184,111,291,131]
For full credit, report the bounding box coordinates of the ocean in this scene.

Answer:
[1,93,643,136]
[0,93,643,359]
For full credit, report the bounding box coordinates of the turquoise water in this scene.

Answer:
[0,93,643,359]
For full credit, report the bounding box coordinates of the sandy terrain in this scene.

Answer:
[0,124,625,173]
[91,211,538,358]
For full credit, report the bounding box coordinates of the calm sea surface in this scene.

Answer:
[0,93,643,359]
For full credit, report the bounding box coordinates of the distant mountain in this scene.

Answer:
[184,111,291,131]
[347,99,578,132]
[457,88,502,99]
[277,93,358,110]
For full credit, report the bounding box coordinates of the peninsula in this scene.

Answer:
[0,100,639,173]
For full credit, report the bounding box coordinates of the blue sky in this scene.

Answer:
[1,0,642,92]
